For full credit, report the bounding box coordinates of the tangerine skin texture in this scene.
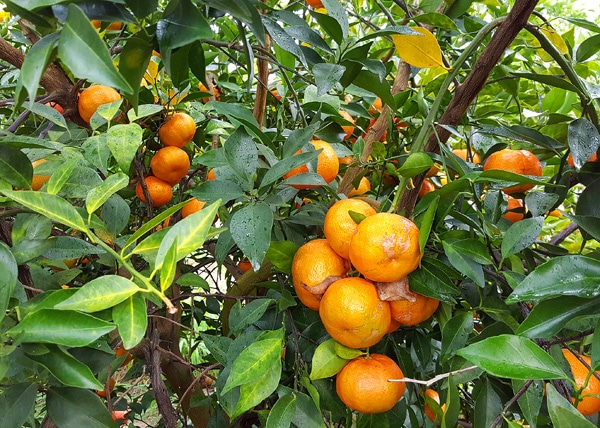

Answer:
[324,198,377,260]
[562,349,600,416]
[482,148,542,194]
[158,112,197,148]
[335,354,406,414]
[319,277,390,349]
[349,212,421,283]
[389,291,440,326]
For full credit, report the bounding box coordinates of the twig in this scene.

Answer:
[388,365,479,385]
[490,379,533,428]
[549,222,578,246]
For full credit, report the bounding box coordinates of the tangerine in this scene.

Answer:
[348,176,371,197]
[158,112,197,148]
[198,81,221,103]
[418,179,435,198]
[283,140,339,189]
[135,176,173,207]
[424,388,446,423]
[335,353,405,413]
[91,20,122,31]
[31,159,50,191]
[207,168,216,180]
[368,97,383,115]
[452,148,481,164]
[339,110,355,140]
[238,258,253,274]
[502,196,524,223]
[78,85,122,123]
[562,349,600,416]
[181,198,206,218]
[150,146,191,185]
[567,152,598,167]
[482,149,542,194]
[319,277,391,348]
[306,0,324,7]
[389,288,439,326]
[324,198,376,259]
[348,212,421,283]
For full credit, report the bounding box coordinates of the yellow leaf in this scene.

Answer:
[392,27,450,70]
[144,60,159,85]
[532,24,569,61]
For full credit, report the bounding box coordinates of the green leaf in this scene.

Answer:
[55,275,140,313]
[47,387,119,428]
[282,124,320,158]
[310,339,349,380]
[409,257,460,304]
[19,33,58,107]
[58,4,132,93]
[313,63,346,96]
[501,217,543,259]
[593,319,600,371]
[292,391,327,428]
[42,235,104,260]
[263,17,308,69]
[450,238,493,265]
[513,379,543,427]
[457,335,567,380]
[112,293,147,350]
[568,117,600,170]
[46,158,76,195]
[205,0,265,45]
[266,393,296,428]
[441,312,474,363]
[352,70,395,110]
[0,382,38,428]
[398,153,434,177]
[1,190,88,233]
[0,145,33,189]
[199,333,232,366]
[576,33,600,63]
[265,240,299,274]
[260,151,320,190]
[86,173,129,215]
[416,194,439,256]
[230,203,273,271]
[321,0,349,40]
[512,71,579,94]
[546,383,596,427]
[333,342,364,360]
[82,134,111,176]
[118,35,152,103]
[273,10,331,54]
[190,179,245,204]
[507,255,600,303]
[0,242,18,324]
[106,124,143,174]
[228,299,274,336]
[232,361,281,419]
[443,240,484,287]
[159,237,178,293]
[413,12,458,30]
[223,128,259,190]
[7,309,114,347]
[473,380,503,428]
[28,345,103,390]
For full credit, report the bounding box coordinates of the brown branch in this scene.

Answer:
[146,330,179,428]
[253,30,271,128]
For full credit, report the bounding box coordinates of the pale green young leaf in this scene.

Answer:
[159,237,178,293]
[55,275,140,313]
[112,294,148,350]
[86,173,129,214]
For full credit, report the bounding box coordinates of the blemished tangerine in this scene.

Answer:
[31,159,50,190]
[561,349,600,416]
[389,288,440,326]
[150,146,190,185]
[319,277,390,349]
[348,176,371,197]
[283,140,339,189]
[135,176,173,207]
[291,239,348,310]
[158,112,197,148]
[324,198,376,260]
[482,148,542,194]
[339,110,355,140]
[78,85,121,123]
[348,212,421,283]
[335,354,405,413]
[181,198,206,218]
[502,196,524,223]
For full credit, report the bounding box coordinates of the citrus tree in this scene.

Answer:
[1,0,600,427]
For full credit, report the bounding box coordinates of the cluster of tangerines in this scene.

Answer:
[291,197,442,416]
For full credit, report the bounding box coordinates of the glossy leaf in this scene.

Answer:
[392,27,448,69]
[205,0,265,45]
[514,379,543,427]
[546,383,596,427]
[55,275,140,313]
[409,257,460,304]
[501,217,543,259]
[576,33,600,63]
[228,298,274,336]
[223,128,259,190]
[112,293,147,349]
[507,255,600,303]
[58,4,131,93]
[313,63,346,96]
[266,393,296,428]
[473,380,503,428]
[441,312,474,363]
[263,18,308,69]
[19,33,58,106]
[7,309,114,347]
[292,391,327,428]
[230,203,273,271]
[568,117,600,170]
[282,124,320,158]
[47,387,119,428]
[190,179,245,204]
[0,145,33,189]
[28,345,103,389]
[1,190,88,233]
[413,12,458,30]
[265,240,299,274]
[232,361,281,419]
[457,335,566,380]
[0,382,38,428]
[512,71,578,93]
[0,242,17,324]
[46,158,76,195]
[106,124,143,174]
[397,152,434,177]
[85,172,129,215]
[260,151,320,190]
[443,240,484,287]
[310,339,349,380]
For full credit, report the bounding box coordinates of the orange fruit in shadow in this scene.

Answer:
[336,353,405,413]
[418,179,435,198]
[91,20,122,31]
[424,388,446,423]
[324,198,377,260]
[348,212,421,283]
[238,258,253,274]
[568,152,598,167]
[306,0,324,7]
[31,159,50,190]
[502,196,524,223]
[181,198,206,218]
[562,349,600,416]
[339,110,355,140]
[389,289,439,326]
[283,140,339,189]
[292,239,348,310]
[78,85,121,123]
[365,117,387,142]
[96,377,116,397]
[348,176,371,197]
[198,81,221,103]
[319,277,390,348]
[135,176,173,207]
[150,146,191,185]
[482,149,542,194]
[158,112,197,148]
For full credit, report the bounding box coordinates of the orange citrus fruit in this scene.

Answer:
[335,353,405,413]
[238,258,253,274]
[150,146,191,185]
[368,97,384,115]
[482,149,542,194]
[306,0,324,7]
[365,117,387,142]
[389,288,440,326]
[135,176,173,207]
[158,112,196,148]
[78,85,122,123]
[283,139,339,189]
[31,159,50,190]
[568,152,598,167]
[91,20,122,31]
[418,179,435,198]
[562,349,600,416]
[319,277,391,348]
[452,148,481,164]
[207,168,216,180]
[181,198,206,218]
[348,212,421,283]
[339,110,355,140]
[324,198,377,259]
[502,196,524,223]
[291,239,348,310]
[338,155,354,166]
[96,377,116,398]
[348,176,371,197]
[198,81,221,103]
[424,388,446,423]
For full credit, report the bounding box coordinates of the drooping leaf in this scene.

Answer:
[112,293,147,349]
[230,203,273,271]
[392,27,449,69]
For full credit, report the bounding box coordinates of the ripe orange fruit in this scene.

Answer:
[306,0,324,7]
[319,277,391,348]
[45,101,64,115]
[31,159,50,190]
[502,196,524,223]
[482,149,542,194]
[78,85,121,123]
[568,152,598,167]
[292,239,348,310]
[324,198,377,260]
[283,140,339,189]
[150,146,191,185]
[348,212,421,283]
[339,110,355,140]
[198,81,221,103]
[207,168,216,180]
[562,349,600,416]
[238,258,253,274]
[91,20,122,31]
[181,198,206,218]
[335,353,405,413]
[348,176,371,197]
[368,97,383,115]
[135,176,173,207]
[338,155,354,166]
[418,179,435,198]
[270,88,283,101]
[424,388,446,423]
[96,377,116,398]
[389,289,440,326]
[158,112,197,148]
[452,148,481,164]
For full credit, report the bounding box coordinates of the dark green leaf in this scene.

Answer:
[199,333,232,366]
[190,179,245,204]
[512,71,578,93]
[119,35,152,103]
[415,194,439,257]
[576,34,600,62]
[42,235,104,260]
[525,192,560,218]
[228,299,274,336]
[47,387,118,428]
[352,70,395,110]
[321,0,349,40]
[112,293,147,349]
[265,240,299,274]
[292,390,327,428]
[0,242,18,324]
[514,379,543,428]
[568,118,600,170]
[230,203,273,271]
[204,0,265,45]
[263,17,307,68]
[413,12,458,30]
[273,10,331,53]
[441,312,474,363]
[409,257,460,304]
[0,382,38,428]
[29,345,103,389]
[223,129,258,189]
[260,151,320,190]
[106,124,143,174]
[443,240,484,287]
[592,319,600,371]
[46,158,76,195]
[501,217,543,259]
[0,145,33,189]
[313,63,346,96]
[19,33,58,107]
[473,380,503,428]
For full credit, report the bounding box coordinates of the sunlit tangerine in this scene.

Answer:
[348,176,371,197]
[389,289,440,326]
[158,112,197,148]
[291,239,348,310]
[339,110,355,140]
[502,196,524,223]
[319,277,390,348]
[135,176,173,207]
[78,85,121,123]
[482,148,542,194]
[181,198,206,218]
[348,212,421,283]
[31,159,50,190]
[283,140,339,189]
[324,198,377,259]
[561,349,600,416]
[335,354,405,413]
[150,146,190,185]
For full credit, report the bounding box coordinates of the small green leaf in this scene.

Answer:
[190,179,245,204]
[228,299,273,336]
[265,240,299,274]
[199,333,232,366]
[86,173,129,214]
[55,275,140,313]
[259,151,319,190]
[310,339,349,380]
[230,203,273,271]
[106,124,143,174]
[397,152,434,178]
[0,382,38,428]
[513,379,543,427]
[546,383,596,427]
[45,159,76,195]
[47,387,119,428]
[333,341,364,360]
[441,312,474,363]
[501,217,543,259]
[112,293,147,350]
[266,393,296,428]
[159,236,178,293]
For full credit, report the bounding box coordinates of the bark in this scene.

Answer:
[253,34,271,128]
